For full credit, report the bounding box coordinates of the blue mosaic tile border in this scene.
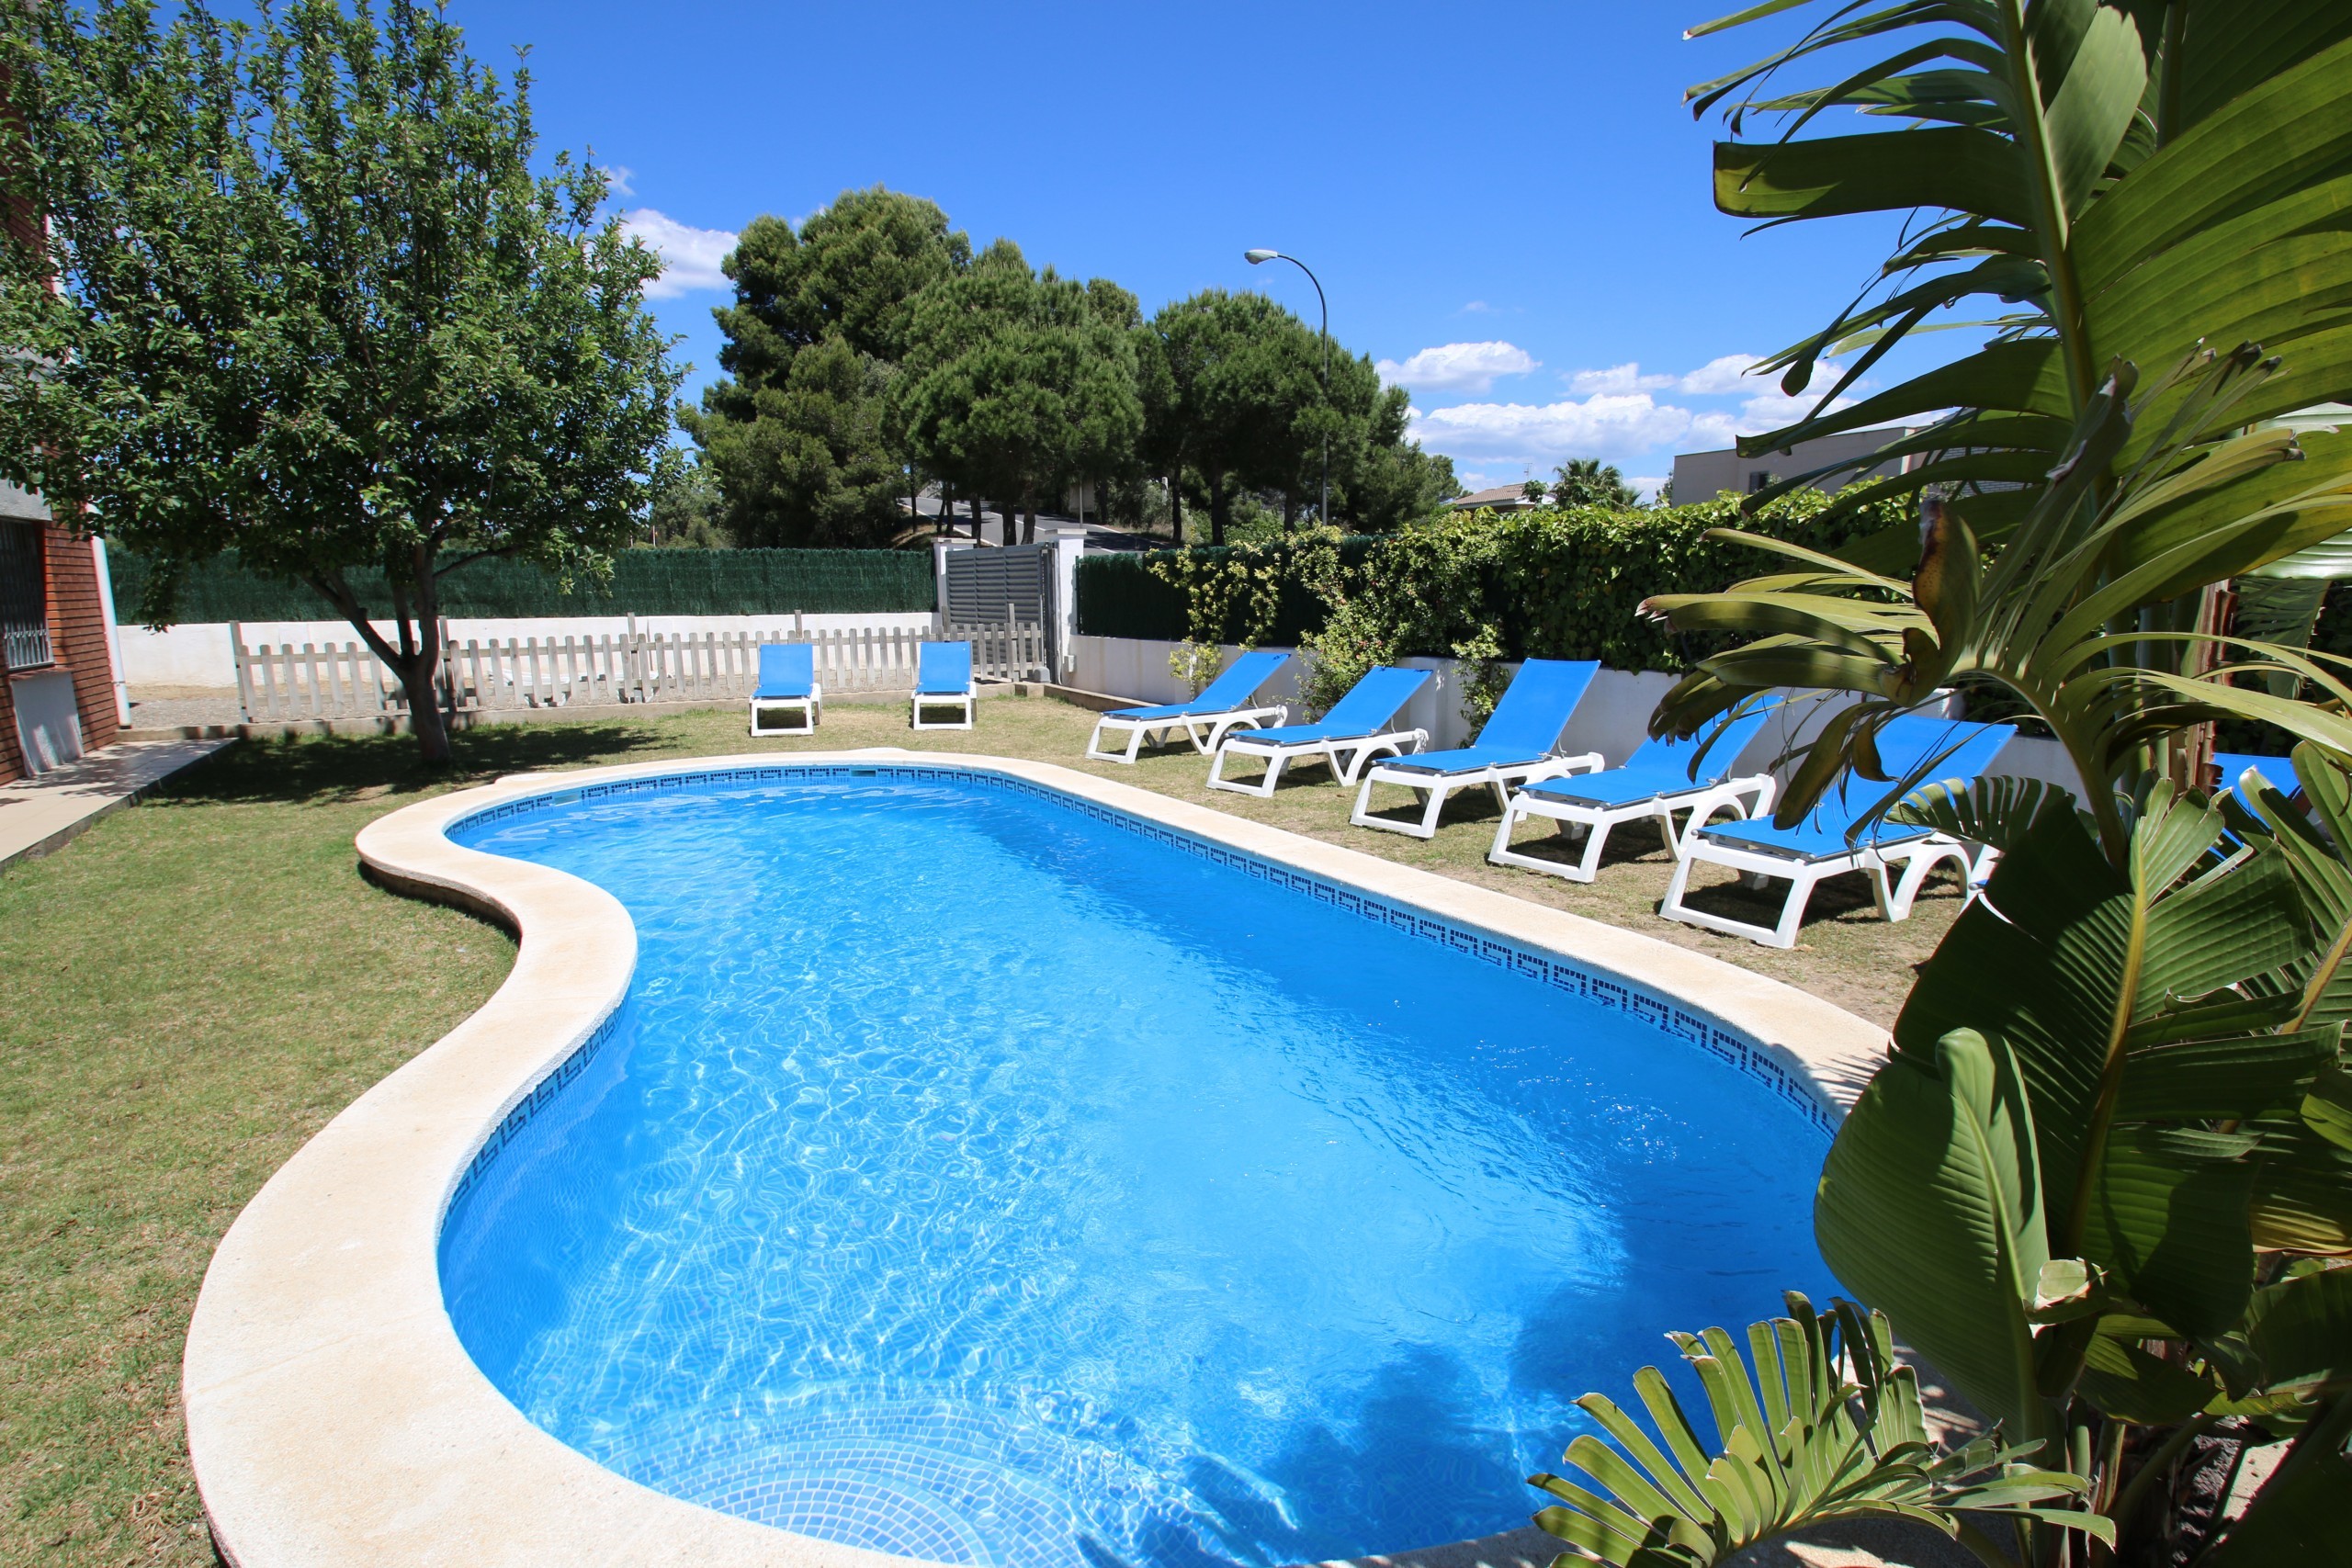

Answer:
[444,1006,625,1220]
[445,763,1841,1148]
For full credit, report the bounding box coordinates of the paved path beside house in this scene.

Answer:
[0,738,234,872]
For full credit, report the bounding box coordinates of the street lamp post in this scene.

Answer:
[1245,248,1328,525]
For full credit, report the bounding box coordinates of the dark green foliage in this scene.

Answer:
[641,458,729,548]
[0,0,682,761]
[106,548,934,622]
[1550,458,1639,509]
[1075,493,1891,667]
[1078,537,1380,644]
[889,242,1143,541]
[1136,289,1454,542]
[681,188,967,547]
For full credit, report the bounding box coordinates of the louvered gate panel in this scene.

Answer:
[943,544,1055,671]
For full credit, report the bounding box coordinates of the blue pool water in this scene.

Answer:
[440,769,1833,1567]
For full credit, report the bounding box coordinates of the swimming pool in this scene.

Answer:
[436,763,1836,1568]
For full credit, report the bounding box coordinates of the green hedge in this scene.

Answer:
[1076,536,1380,644]
[107,547,937,625]
[1074,493,1902,671]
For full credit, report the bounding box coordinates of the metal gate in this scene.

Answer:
[942,543,1058,673]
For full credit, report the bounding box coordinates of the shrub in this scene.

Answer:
[1075,493,1904,675]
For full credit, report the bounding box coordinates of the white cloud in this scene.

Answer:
[1569,362,1676,395]
[601,164,636,197]
[1676,353,1766,394]
[1408,391,1700,468]
[1736,389,1857,432]
[1459,300,1493,314]
[621,209,737,299]
[1376,340,1538,394]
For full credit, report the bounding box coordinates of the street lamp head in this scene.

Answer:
[1243,248,1280,264]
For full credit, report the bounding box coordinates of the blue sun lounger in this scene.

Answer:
[1487,701,1781,881]
[1207,666,1432,796]
[911,640,976,730]
[1660,714,2017,948]
[747,642,820,736]
[1347,659,1603,839]
[1084,649,1293,763]
[2214,751,2297,801]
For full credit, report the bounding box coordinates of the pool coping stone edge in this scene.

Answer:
[182,748,1890,1568]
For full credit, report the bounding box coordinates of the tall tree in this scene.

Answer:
[0,0,679,763]
[889,242,1142,546]
[1143,290,1320,545]
[1142,290,1453,540]
[681,187,968,547]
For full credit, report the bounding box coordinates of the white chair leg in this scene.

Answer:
[1487,804,1523,864]
[1573,817,1613,881]
[1867,857,1898,919]
[1417,784,1451,836]
[1771,872,1815,948]
[1661,844,1702,919]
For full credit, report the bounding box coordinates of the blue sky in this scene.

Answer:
[449,0,1930,495]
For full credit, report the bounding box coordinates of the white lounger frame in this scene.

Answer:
[1487,773,1776,881]
[747,683,823,737]
[1659,829,1996,949]
[1207,727,1429,797]
[910,684,976,731]
[1350,751,1605,840]
[1085,704,1289,764]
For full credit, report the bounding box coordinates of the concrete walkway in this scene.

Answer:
[0,738,234,872]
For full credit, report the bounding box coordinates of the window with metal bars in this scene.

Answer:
[0,521,51,671]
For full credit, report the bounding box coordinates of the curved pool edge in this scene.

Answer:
[182,748,1888,1568]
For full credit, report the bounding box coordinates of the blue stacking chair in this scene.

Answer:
[748,642,820,735]
[911,641,975,731]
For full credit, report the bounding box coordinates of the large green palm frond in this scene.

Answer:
[1683,1,2352,558]
[1645,347,2352,863]
[1527,1292,2104,1568]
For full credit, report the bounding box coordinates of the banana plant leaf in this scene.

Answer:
[1526,1292,2105,1568]
[1685,4,2352,564]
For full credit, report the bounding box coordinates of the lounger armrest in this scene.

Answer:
[1521,751,1604,784]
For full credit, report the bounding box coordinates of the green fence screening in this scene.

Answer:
[107,547,938,625]
[1075,536,1381,644]
[1074,494,1902,671]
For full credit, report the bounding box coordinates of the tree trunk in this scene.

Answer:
[394,650,454,764]
[305,562,455,765]
[1022,484,1037,547]
[1282,490,1297,530]
[1206,471,1231,547]
[967,493,981,540]
[1169,472,1184,546]
[406,543,455,765]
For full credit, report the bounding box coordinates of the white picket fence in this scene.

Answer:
[232,614,1048,723]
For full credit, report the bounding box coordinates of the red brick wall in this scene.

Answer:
[0,523,121,784]
[47,524,119,751]
[0,595,19,783]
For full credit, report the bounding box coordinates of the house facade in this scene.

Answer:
[0,480,122,782]
[1669,426,1924,502]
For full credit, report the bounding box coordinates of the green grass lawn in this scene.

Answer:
[0,693,1961,1566]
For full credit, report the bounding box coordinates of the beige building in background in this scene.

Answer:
[1671,425,1924,502]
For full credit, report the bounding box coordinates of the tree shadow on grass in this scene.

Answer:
[149,722,674,808]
